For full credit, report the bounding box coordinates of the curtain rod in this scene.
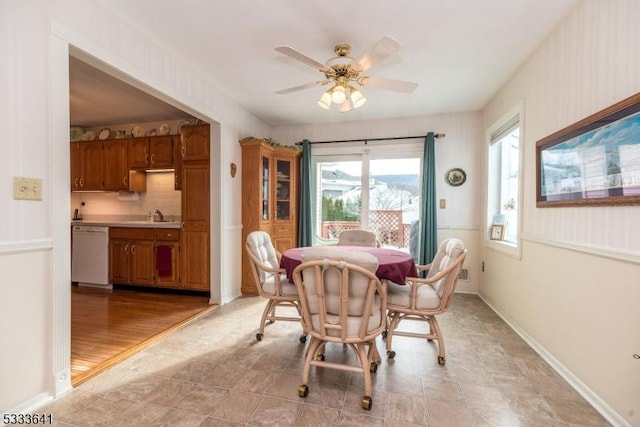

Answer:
[295,133,445,146]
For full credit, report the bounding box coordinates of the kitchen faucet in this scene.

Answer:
[154,209,164,222]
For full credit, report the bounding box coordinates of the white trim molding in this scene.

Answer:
[479,294,630,427]
[0,239,53,255]
[522,233,640,265]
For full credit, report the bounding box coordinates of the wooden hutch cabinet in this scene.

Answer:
[240,138,301,295]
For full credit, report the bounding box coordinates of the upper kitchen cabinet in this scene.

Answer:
[173,135,182,190]
[70,139,145,192]
[129,136,174,170]
[70,141,103,191]
[180,124,210,162]
[103,139,145,192]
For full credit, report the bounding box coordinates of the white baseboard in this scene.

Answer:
[2,392,54,426]
[478,294,629,427]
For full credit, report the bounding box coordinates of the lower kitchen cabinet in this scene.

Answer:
[109,228,155,286]
[109,227,182,289]
[155,229,181,288]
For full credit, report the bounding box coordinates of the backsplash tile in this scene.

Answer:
[71,172,181,219]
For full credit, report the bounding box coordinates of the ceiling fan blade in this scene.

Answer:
[359,76,418,93]
[275,80,330,95]
[350,35,403,72]
[275,46,330,72]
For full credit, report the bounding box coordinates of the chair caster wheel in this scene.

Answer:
[382,330,387,338]
[298,385,309,398]
[438,356,446,365]
[256,333,263,342]
[268,320,275,324]
[387,350,396,359]
[299,335,307,344]
[427,338,433,342]
[361,396,372,410]
[370,362,378,373]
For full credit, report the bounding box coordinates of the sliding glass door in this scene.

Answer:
[368,158,420,251]
[313,152,421,252]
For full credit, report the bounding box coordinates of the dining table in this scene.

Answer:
[280,246,418,285]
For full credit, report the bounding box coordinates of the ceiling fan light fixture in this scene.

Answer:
[331,85,347,104]
[349,86,367,108]
[338,98,353,113]
[317,91,332,109]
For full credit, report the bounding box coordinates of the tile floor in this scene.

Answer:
[41,294,611,426]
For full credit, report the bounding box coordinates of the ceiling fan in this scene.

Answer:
[274,36,418,112]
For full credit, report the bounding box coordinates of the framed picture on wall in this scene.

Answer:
[536,91,640,207]
[490,224,504,241]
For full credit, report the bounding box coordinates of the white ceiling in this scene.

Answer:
[71,0,578,128]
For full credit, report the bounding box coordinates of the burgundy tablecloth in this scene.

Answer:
[280,246,418,285]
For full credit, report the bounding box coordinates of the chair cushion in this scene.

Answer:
[298,248,382,336]
[309,302,382,338]
[427,238,466,298]
[262,274,298,296]
[337,229,377,247]
[246,231,280,285]
[302,247,378,271]
[387,280,441,310]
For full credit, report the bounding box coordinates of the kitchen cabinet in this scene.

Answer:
[109,227,182,289]
[173,135,182,190]
[129,136,174,169]
[71,141,103,191]
[180,124,210,162]
[71,139,145,192]
[239,138,301,295]
[180,124,210,291]
[109,227,155,286]
[103,139,146,192]
[155,229,181,288]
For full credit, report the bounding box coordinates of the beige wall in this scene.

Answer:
[3,0,638,423]
[0,0,269,414]
[481,1,640,425]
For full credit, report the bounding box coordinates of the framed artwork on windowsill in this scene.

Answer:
[490,224,504,241]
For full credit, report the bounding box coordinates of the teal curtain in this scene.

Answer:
[297,139,313,247]
[418,132,437,265]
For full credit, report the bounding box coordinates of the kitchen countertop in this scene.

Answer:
[71,220,181,229]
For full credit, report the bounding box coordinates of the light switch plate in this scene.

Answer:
[439,198,446,209]
[13,176,43,201]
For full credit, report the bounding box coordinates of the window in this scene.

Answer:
[311,144,421,252]
[487,106,523,254]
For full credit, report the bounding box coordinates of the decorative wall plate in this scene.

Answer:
[131,126,143,137]
[98,128,113,140]
[445,168,466,186]
[70,126,84,141]
[158,123,170,135]
[81,130,96,141]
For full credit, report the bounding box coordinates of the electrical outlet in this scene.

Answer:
[439,198,446,209]
[13,176,43,201]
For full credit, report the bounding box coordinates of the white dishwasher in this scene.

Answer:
[71,225,111,288]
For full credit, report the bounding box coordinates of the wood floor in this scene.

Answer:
[71,285,216,386]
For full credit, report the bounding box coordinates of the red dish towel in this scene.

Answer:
[156,245,172,277]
